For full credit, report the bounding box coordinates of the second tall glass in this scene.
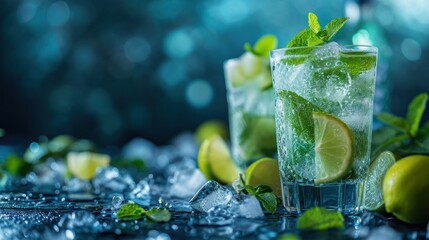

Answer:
[224,52,277,169]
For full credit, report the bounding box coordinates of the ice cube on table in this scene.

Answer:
[367,226,401,240]
[130,179,151,198]
[189,181,233,213]
[233,195,264,218]
[122,138,157,162]
[58,211,100,232]
[164,157,196,178]
[92,167,135,193]
[63,177,92,192]
[168,168,206,199]
[171,132,198,158]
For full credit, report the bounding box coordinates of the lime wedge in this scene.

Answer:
[198,135,240,184]
[195,120,228,144]
[313,112,354,184]
[364,151,396,211]
[67,152,110,180]
[245,158,282,196]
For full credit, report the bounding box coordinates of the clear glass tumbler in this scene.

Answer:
[224,52,277,169]
[270,43,378,215]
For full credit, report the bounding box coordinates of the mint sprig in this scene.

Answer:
[372,93,429,158]
[288,12,349,48]
[238,174,279,214]
[297,207,344,230]
[117,203,171,222]
[244,35,277,58]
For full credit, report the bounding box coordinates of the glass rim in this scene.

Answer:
[270,44,378,57]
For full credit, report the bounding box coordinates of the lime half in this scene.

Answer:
[313,112,354,184]
[245,158,282,196]
[364,151,396,211]
[198,135,241,184]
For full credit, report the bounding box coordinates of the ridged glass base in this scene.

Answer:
[282,181,364,216]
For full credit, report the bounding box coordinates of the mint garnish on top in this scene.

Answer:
[244,35,277,58]
[288,12,349,48]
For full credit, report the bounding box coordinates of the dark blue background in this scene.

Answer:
[1,0,428,146]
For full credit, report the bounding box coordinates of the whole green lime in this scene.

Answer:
[383,155,429,224]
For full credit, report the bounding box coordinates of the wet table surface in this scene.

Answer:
[0,187,427,240]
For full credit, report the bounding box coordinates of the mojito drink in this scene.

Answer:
[270,43,377,214]
[224,52,277,169]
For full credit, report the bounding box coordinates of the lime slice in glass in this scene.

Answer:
[245,158,282,196]
[198,135,241,184]
[364,151,396,211]
[67,152,110,180]
[313,112,354,184]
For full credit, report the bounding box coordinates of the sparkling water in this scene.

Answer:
[270,43,377,215]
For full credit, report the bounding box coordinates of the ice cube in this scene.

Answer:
[314,42,341,59]
[206,205,234,225]
[92,167,135,193]
[168,168,206,199]
[122,138,157,162]
[25,158,66,187]
[130,179,151,198]
[164,157,197,178]
[63,177,92,192]
[367,226,401,240]
[57,211,100,232]
[189,181,233,213]
[146,230,171,240]
[232,195,264,218]
[111,194,124,209]
[171,132,198,158]
[151,146,177,173]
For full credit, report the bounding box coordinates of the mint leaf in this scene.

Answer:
[117,203,146,220]
[245,35,277,58]
[146,208,171,222]
[287,28,323,48]
[318,17,349,42]
[254,35,277,58]
[0,128,4,138]
[255,192,277,214]
[244,42,257,55]
[287,13,348,48]
[406,93,428,137]
[255,184,272,194]
[308,12,321,34]
[377,113,408,132]
[297,207,344,230]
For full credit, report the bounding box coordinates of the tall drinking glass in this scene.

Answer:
[270,43,377,215]
[224,52,277,169]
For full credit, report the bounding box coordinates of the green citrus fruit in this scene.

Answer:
[383,155,429,224]
[198,135,240,184]
[195,120,228,144]
[364,151,396,211]
[67,152,110,180]
[313,112,354,184]
[245,158,282,196]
